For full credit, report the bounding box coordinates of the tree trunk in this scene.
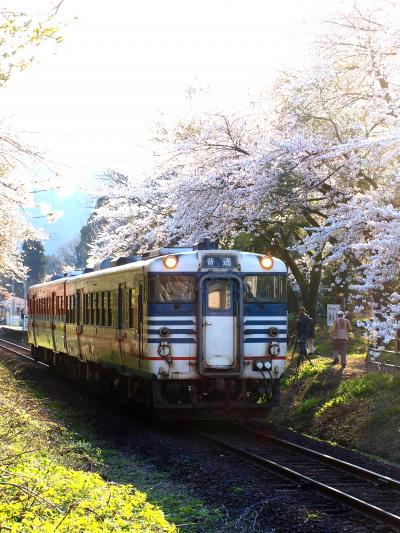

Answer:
[273,245,321,322]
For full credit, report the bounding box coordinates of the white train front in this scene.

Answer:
[28,242,288,419]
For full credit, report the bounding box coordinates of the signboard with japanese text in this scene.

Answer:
[202,255,237,269]
[327,304,341,326]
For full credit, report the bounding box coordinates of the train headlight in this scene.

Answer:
[254,360,273,371]
[268,343,280,356]
[159,327,170,337]
[260,255,274,270]
[268,327,279,337]
[163,255,178,269]
[158,343,171,357]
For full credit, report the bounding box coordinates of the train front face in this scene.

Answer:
[147,250,288,417]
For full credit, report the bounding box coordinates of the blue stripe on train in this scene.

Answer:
[244,338,287,343]
[244,320,286,325]
[147,329,196,335]
[147,320,195,326]
[244,303,287,316]
[148,303,196,316]
[147,338,196,344]
[244,329,287,335]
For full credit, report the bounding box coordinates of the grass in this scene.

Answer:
[269,327,400,463]
[0,361,222,532]
[0,363,175,532]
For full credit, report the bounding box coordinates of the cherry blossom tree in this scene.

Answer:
[0,3,64,279]
[92,0,400,330]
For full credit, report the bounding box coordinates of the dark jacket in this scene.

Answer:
[296,314,314,339]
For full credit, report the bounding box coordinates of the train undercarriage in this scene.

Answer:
[31,345,280,420]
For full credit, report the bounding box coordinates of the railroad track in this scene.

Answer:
[192,423,400,531]
[0,338,49,367]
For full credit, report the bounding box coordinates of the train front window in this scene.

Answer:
[207,279,232,310]
[149,275,196,303]
[244,275,287,303]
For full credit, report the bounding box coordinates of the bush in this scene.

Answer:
[0,364,175,532]
[0,457,175,532]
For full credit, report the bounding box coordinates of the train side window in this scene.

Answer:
[83,294,86,324]
[95,293,100,325]
[107,291,113,327]
[101,292,106,325]
[85,295,87,324]
[149,275,196,303]
[71,296,74,323]
[90,293,95,325]
[128,288,135,328]
[85,294,90,324]
[244,275,287,303]
[87,294,90,324]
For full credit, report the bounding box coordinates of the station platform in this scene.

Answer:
[0,325,28,342]
[0,325,24,331]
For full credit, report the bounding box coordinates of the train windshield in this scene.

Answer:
[244,275,287,303]
[149,275,196,303]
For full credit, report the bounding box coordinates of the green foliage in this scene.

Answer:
[317,373,400,418]
[22,239,46,287]
[294,396,323,414]
[286,358,329,385]
[1,459,175,532]
[0,364,175,532]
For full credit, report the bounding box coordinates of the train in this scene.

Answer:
[28,240,288,419]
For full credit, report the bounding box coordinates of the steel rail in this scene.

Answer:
[0,338,49,368]
[235,423,400,492]
[193,429,400,531]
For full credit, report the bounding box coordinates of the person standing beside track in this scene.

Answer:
[295,306,314,360]
[331,311,352,368]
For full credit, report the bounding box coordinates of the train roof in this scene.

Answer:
[29,249,287,292]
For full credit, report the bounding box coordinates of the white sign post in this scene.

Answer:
[327,304,341,326]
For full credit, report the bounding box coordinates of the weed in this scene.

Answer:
[0,363,176,532]
[294,397,323,414]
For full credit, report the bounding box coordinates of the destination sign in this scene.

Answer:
[202,255,237,269]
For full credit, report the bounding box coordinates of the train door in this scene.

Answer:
[31,295,38,346]
[76,289,83,360]
[138,283,144,365]
[51,292,57,352]
[198,275,243,376]
[117,283,127,370]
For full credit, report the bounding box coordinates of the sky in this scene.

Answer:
[2,0,343,254]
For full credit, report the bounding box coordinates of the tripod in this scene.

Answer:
[290,334,314,380]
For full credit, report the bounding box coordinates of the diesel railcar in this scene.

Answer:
[28,242,288,419]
